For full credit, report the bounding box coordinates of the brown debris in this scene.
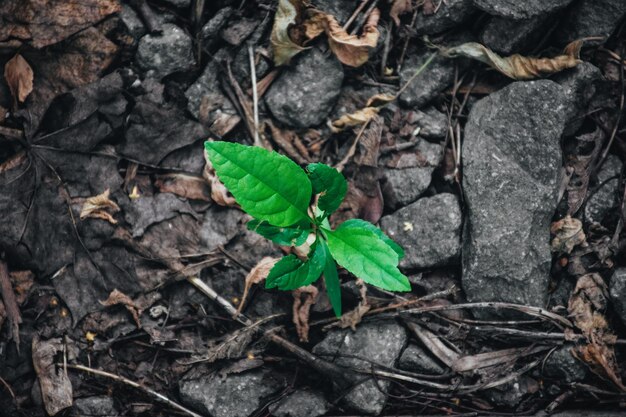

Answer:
[292,285,318,342]
[4,54,34,106]
[32,337,73,416]
[0,260,22,350]
[80,188,120,224]
[154,174,212,202]
[551,215,586,254]
[238,257,280,315]
[100,289,142,327]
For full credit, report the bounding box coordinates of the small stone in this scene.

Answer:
[312,321,407,415]
[120,4,145,39]
[179,369,285,417]
[479,15,550,55]
[414,0,476,35]
[585,155,622,225]
[408,107,448,139]
[485,376,539,407]
[269,390,330,417]
[398,344,446,374]
[399,52,454,109]
[610,268,626,325]
[73,396,118,417]
[380,193,462,269]
[201,7,234,44]
[136,24,194,78]
[544,345,587,383]
[220,17,258,46]
[471,0,572,20]
[554,0,626,46]
[265,48,344,128]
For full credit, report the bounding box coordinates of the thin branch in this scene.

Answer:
[248,44,261,148]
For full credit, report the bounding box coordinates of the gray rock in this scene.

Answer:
[610,268,626,325]
[414,0,475,35]
[380,193,462,269]
[269,390,330,417]
[485,376,539,407]
[399,52,454,109]
[120,4,145,39]
[382,167,433,209]
[221,17,259,46]
[408,107,448,139]
[179,369,285,417]
[201,7,234,44]
[479,15,550,54]
[136,24,194,78]
[265,48,343,128]
[312,0,354,24]
[162,0,190,7]
[462,80,568,308]
[554,0,626,46]
[544,345,587,383]
[312,321,407,415]
[73,396,118,416]
[585,155,622,225]
[398,344,446,374]
[471,0,572,20]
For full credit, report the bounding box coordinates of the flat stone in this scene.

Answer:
[462,80,568,308]
[479,15,550,55]
[408,107,448,139]
[312,321,407,415]
[585,155,622,225]
[73,396,118,416]
[399,52,454,109]
[610,268,626,325]
[179,369,285,417]
[120,4,145,39]
[382,166,434,209]
[471,0,572,20]
[543,345,587,383]
[265,48,344,128]
[380,193,462,269]
[398,344,446,374]
[201,7,234,44]
[414,0,475,35]
[136,24,194,78]
[554,0,626,46]
[269,390,330,417]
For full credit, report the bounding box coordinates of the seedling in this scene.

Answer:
[205,141,410,316]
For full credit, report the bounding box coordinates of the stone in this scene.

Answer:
[414,0,475,35]
[136,24,194,78]
[485,376,539,407]
[120,4,145,39]
[408,107,448,139]
[398,344,446,374]
[399,52,454,109]
[543,345,587,383]
[73,396,118,416]
[554,0,626,46]
[462,80,568,308]
[479,15,550,55]
[585,155,622,225]
[471,0,572,20]
[610,268,626,325]
[311,0,354,24]
[381,193,462,269]
[269,390,330,417]
[179,369,285,417]
[382,166,433,209]
[265,48,344,128]
[201,7,234,44]
[221,17,258,46]
[312,321,407,415]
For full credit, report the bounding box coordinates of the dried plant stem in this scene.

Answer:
[248,45,261,148]
[0,259,21,351]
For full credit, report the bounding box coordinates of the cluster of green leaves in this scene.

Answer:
[205,141,410,316]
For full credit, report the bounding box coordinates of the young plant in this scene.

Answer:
[205,141,410,316]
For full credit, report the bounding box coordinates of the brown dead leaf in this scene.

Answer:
[443,40,583,80]
[564,128,604,214]
[306,8,381,67]
[32,337,73,415]
[100,289,141,327]
[266,120,312,164]
[203,148,237,207]
[390,0,414,26]
[80,188,120,224]
[4,54,34,105]
[154,173,211,201]
[293,285,318,342]
[271,0,308,66]
[551,215,586,254]
[238,257,280,315]
[324,279,370,331]
[331,106,381,132]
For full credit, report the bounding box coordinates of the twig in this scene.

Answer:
[343,0,369,30]
[65,364,203,417]
[187,275,252,326]
[335,119,371,172]
[351,0,379,34]
[0,375,16,402]
[0,258,21,351]
[380,23,392,77]
[248,44,261,148]
[397,9,419,72]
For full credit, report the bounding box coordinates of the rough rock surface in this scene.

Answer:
[555,0,626,45]
[312,0,354,24]
[312,321,407,415]
[265,48,344,128]
[610,268,626,325]
[179,369,285,417]
[409,107,448,139]
[136,24,194,78]
[544,345,587,383]
[462,80,568,307]
[269,390,330,417]
[399,52,454,109]
[72,396,118,416]
[479,15,550,54]
[414,0,475,35]
[585,155,622,225]
[398,344,446,374]
[380,193,462,269]
[471,0,572,20]
[120,4,145,39]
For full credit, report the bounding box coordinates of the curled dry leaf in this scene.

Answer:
[237,257,280,314]
[100,289,141,327]
[390,0,414,26]
[305,8,381,67]
[154,173,211,201]
[4,54,34,105]
[442,40,583,80]
[551,215,586,254]
[292,285,318,342]
[32,337,73,416]
[271,0,308,66]
[332,107,381,132]
[80,188,120,224]
[203,148,237,207]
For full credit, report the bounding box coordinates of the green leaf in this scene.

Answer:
[247,219,310,247]
[266,243,325,290]
[324,224,411,292]
[338,219,405,259]
[319,239,341,317]
[307,163,347,216]
[205,141,312,227]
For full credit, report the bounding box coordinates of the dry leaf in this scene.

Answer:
[306,8,381,67]
[564,128,604,214]
[80,188,120,224]
[203,148,237,207]
[331,107,381,132]
[390,0,414,26]
[32,337,73,416]
[366,92,396,107]
[266,120,312,164]
[271,0,308,66]
[442,40,583,80]
[237,257,280,314]
[551,215,586,254]
[293,285,318,342]
[4,54,34,105]
[154,173,211,201]
[100,289,141,327]
[324,279,370,331]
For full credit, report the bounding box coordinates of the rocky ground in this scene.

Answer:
[1,0,626,416]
